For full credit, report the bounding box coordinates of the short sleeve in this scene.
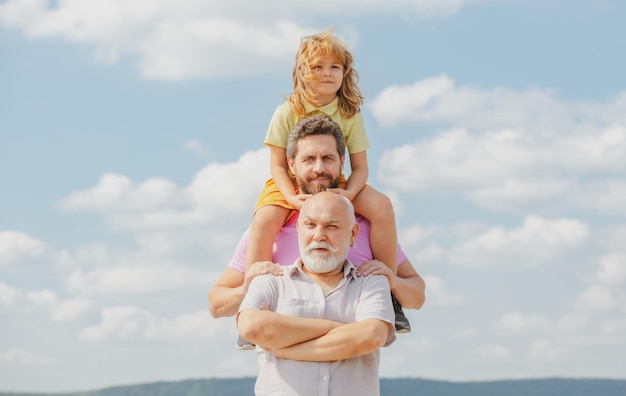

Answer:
[342,112,371,154]
[264,103,295,148]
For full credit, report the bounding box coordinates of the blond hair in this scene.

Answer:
[289,30,363,119]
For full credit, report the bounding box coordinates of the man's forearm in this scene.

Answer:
[238,309,342,349]
[272,319,391,362]
[208,285,245,318]
[392,261,426,310]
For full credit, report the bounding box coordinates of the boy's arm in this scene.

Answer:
[337,151,368,201]
[270,145,308,210]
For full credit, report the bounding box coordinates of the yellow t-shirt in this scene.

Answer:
[264,98,371,154]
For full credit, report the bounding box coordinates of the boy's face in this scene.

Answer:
[309,56,343,102]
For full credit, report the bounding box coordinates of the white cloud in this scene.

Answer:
[398,225,444,266]
[79,307,227,342]
[0,0,496,80]
[422,274,465,306]
[57,148,268,232]
[375,76,626,215]
[0,231,46,264]
[371,76,626,131]
[475,344,512,362]
[369,74,570,129]
[26,290,91,322]
[1,348,54,365]
[0,281,20,307]
[449,215,588,267]
[183,139,206,157]
[576,285,616,312]
[492,312,549,334]
[0,284,90,322]
[528,339,560,361]
[596,253,626,284]
[58,174,182,213]
[67,264,210,296]
[144,310,227,341]
[555,314,588,333]
[79,306,152,341]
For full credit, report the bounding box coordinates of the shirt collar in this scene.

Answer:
[291,258,358,281]
[303,97,339,117]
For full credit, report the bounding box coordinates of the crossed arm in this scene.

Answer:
[237,308,391,362]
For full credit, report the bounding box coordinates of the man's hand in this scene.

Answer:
[286,194,311,210]
[244,262,284,290]
[356,260,395,289]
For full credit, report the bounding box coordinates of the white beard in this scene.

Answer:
[300,241,348,274]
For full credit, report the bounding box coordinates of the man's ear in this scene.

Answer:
[349,222,359,246]
[287,157,296,174]
[340,155,345,172]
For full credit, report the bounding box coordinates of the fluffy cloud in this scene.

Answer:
[0,283,90,322]
[0,0,479,80]
[1,348,54,365]
[370,75,626,130]
[0,281,20,307]
[58,174,182,213]
[422,274,465,306]
[596,253,626,284]
[58,148,268,231]
[528,339,560,361]
[449,215,588,267]
[79,307,226,342]
[67,264,210,296]
[375,76,626,215]
[79,306,152,341]
[474,344,512,362]
[26,290,92,322]
[0,231,46,264]
[576,285,616,312]
[492,312,550,334]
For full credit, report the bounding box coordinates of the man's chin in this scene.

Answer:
[304,183,330,194]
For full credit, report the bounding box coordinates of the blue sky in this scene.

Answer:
[1,0,625,392]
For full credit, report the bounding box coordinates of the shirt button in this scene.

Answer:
[322,376,328,381]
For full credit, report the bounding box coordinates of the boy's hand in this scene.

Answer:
[326,188,355,201]
[286,194,311,210]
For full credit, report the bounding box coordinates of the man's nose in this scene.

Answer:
[312,158,324,172]
[313,226,326,241]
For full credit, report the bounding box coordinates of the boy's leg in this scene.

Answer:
[246,205,291,270]
[353,188,411,332]
[352,188,398,274]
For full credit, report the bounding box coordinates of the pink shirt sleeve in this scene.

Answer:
[227,214,408,273]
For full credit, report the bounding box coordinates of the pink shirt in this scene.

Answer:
[228,213,407,273]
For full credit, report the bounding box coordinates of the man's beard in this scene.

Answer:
[298,173,341,194]
[300,239,349,274]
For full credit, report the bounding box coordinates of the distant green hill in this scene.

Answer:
[2,377,626,396]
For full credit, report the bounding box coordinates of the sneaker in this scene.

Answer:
[236,335,256,350]
[392,293,411,333]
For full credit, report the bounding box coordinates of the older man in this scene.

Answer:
[238,191,395,396]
